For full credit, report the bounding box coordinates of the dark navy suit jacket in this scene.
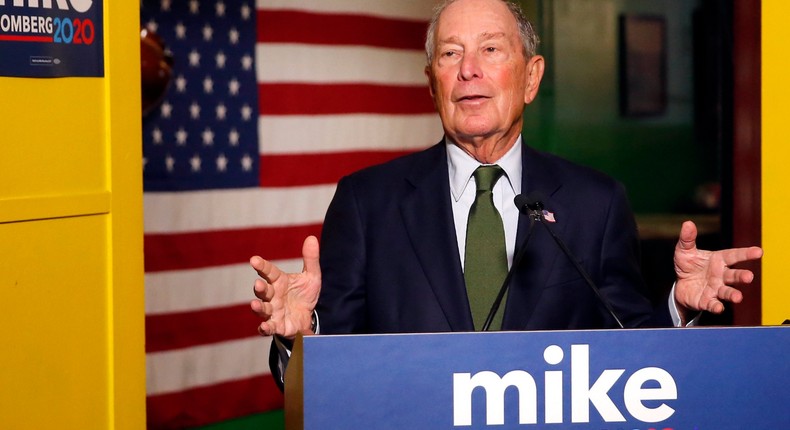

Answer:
[314,141,671,334]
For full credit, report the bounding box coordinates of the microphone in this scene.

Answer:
[513,192,625,329]
[514,193,543,221]
[481,197,539,331]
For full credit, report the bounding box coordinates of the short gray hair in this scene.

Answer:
[424,0,540,64]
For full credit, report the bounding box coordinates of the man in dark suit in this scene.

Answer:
[313,141,664,333]
[249,0,762,378]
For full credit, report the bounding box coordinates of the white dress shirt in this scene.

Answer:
[446,136,522,270]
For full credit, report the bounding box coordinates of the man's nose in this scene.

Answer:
[459,51,482,81]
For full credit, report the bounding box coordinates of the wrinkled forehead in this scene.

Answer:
[435,0,519,43]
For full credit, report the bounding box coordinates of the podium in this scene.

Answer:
[285,327,789,429]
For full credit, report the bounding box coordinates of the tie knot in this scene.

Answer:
[473,165,504,192]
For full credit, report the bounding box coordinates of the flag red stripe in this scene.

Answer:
[147,374,283,429]
[146,304,258,353]
[258,83,435,115]
[144,224,322,273]
[257,10,427,50]
[259,150,416,187]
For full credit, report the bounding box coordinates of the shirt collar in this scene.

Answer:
[447,136,523,202]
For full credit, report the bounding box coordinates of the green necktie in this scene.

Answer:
[464,165,508,330]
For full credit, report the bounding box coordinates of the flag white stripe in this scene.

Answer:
[143,185,335,233]
[257,0,437,21]
[258,114,441,155]
[146,337,272,395]
[145,259,303,315]
[257,44,427,85]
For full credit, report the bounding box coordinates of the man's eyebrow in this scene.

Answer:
[478,31,507,42]
[437,32,508,47]
[438,35,463,46]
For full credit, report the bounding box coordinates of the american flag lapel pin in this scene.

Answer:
[542,209,556,223]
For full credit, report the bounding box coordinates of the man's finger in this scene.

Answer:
[252,279,272,300]
[250,299,272,318]
[722,268,755,286]
[706,299,725,314]
[250,255,283,284]
[250,297,275,316]
[258,320,276,337]
[720,246,763,267]
[301,235,321,275]
[717,286,743,304]
[250,299,262,314]
[253,278,263,295]
[676,220,698,251]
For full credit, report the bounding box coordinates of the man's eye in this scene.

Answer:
[443,51,457,57]
[485,46,498,52]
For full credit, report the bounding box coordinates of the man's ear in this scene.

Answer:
[524,55,545,104]
[425,65,436,99]
[425,65,440,110]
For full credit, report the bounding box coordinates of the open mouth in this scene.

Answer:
[457,95,489,102]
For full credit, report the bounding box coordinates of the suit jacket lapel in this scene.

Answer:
[504,144,567,330]
[400,143,474,331]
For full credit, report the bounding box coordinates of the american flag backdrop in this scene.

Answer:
[141,0,440,428]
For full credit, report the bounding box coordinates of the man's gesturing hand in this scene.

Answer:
[250,235,322,339]
[673,221,762,321]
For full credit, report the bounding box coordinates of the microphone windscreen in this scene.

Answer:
[526,191,545,204]
[514,192,546,213]
[513,194,531,211]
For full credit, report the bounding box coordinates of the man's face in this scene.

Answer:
[426,0,533,145]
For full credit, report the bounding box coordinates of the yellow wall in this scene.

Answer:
[0,1,145,428]
[762,1,790,325]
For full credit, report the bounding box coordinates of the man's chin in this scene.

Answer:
[452,124,500,142]
[448,117,493,135]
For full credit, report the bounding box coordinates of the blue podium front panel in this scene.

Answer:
[298,327,788,429]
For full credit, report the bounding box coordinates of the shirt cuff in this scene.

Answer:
[313,310,321,335]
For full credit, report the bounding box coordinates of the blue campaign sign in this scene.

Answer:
[0,0,103,77]
[292,327,789,429]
